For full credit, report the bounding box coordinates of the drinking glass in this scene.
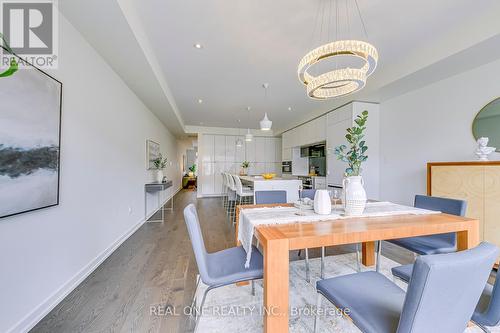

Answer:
[331,189,340,212]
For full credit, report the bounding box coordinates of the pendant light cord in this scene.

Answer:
[354,0,369,39]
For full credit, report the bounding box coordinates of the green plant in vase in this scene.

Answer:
[152,153,168,182]
[241,161,250,175]
[188,164,196,176]
[334,111,369,216]
[334,111,368,176]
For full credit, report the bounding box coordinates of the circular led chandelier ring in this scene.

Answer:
[307,67,366,100]
[297,40,378,99]
[298,40,378,84]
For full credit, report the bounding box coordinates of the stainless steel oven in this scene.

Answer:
[282,161,292,174]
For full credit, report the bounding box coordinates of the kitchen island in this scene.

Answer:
[238,175,301,203]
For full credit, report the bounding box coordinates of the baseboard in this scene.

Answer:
[7,188,181,333]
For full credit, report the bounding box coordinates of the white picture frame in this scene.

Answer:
[146,139,160,170]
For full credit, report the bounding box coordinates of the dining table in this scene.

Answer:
[234,202,480,333]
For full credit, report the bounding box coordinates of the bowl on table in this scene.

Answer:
[261,173,276,180]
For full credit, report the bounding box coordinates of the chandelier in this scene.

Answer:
[298,0,378,100]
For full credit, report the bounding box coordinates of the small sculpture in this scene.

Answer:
[475,137,496,161]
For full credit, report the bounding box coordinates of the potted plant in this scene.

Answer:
[241,161,250,175]
[334,111,369,216]
[188,164,196,177]
[152,153,168,183]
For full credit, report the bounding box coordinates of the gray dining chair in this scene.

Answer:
[314,242,498,333]
[392,263,500,332]
[376,195,467,272]
[183,204,263,331]
[254,190,287,204]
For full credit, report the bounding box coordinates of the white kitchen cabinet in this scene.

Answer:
[282,148,292,161]
[265,137,276,162]
[255,137,266,162]
[201,161,214,195]
[245,140,256,162]
[275,138,282,162]
[213,162,225,194]
[235,136,246,162]
[200,134,214,163]
[225,136,236,162]
[327,118,351,186]
[282,131,292,149]
[214,135,225,162]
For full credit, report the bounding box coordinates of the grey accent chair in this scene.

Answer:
[254,190,287,204]
[314,242,498,333]
[376,195,467,272]
[392,264,500,332]
[183,204,263,331]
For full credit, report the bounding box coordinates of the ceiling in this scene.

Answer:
[62,0,500,135]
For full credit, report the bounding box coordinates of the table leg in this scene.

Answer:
[362,241,375,266]
[263,238,289,333]
[457,226,479,251]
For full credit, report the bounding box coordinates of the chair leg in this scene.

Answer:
[305,248,310,283]
[251,280,256,296]
[190,275,201,316]
[314,292,322,333]
[355,243,361,272]
[472,321,491,333]
[320,247,325,279]
[376,240,382,272]
[193,288,210,332]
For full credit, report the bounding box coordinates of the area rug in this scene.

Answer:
[194,253,494,332]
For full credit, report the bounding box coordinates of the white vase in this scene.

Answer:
[155,169,164,183]
[342,176,367,216]
[314,189,332,215]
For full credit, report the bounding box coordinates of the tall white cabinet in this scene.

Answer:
[199,134,281,196]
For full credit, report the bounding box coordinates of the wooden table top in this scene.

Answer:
[238,203,479,251]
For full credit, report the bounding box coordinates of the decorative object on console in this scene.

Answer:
[335,111,369,215]
[313,189,332,215]
[188,164,196,177]
[152,153,168,183]
[241,161,250,175]
[0,49,62,219]
[472,97,500,152]
[475,137,496,161]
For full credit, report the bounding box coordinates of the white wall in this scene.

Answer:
[0,16,180,333]
[380,58,500,205]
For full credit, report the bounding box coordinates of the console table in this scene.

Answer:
[145,180,173,222]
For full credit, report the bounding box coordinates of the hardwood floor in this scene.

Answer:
[32,189,414,333]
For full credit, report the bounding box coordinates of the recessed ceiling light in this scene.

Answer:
[288,106,292,111]
[193,43,203,49]
[197,99,203,104]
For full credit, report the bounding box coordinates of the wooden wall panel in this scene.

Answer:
[484,166,500,245]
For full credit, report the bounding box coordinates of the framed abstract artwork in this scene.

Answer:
[146,139,160,170]
[0,47,62,219]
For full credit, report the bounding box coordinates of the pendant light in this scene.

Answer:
[245,106,253,142]
[259,83,272,131]
[297,0,378,99]
[236,119,243,148]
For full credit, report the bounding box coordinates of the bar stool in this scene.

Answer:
[232,175,254,225]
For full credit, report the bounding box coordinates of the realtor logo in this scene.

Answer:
[0,0,58,68]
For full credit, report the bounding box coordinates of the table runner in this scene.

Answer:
[238,201,441,268]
